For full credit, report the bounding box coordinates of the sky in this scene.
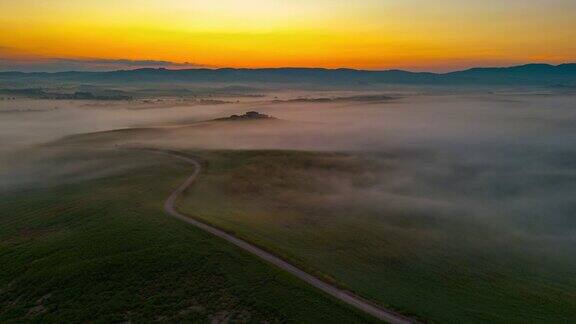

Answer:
[1,0,575,72]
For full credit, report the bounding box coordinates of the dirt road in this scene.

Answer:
[158,150,417,324]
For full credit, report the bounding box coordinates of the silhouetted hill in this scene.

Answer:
[444,64,576,85]
[0,63,574,86]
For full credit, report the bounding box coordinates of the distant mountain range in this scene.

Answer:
[1,63,575,86]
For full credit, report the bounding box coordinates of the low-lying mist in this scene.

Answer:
[1,87,575,246]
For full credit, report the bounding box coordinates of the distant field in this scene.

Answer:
[179,150,576,323]
[0,149,376,323]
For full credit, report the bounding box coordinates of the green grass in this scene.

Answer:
[179,150,576,323]
[0,149,377,323]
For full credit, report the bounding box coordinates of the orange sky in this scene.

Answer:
[1,0,575,71]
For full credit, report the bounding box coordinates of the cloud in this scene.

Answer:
[0,57,206,72]
[0,46,14,54]
[51,58,201,68]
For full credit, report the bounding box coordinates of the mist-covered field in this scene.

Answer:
[1,85,575,322]
[179,149,576,322]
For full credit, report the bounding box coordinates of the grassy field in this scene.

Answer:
[179,150,576,323]
[0,149,377,323]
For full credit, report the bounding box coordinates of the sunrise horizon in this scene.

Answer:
[1,56,575,74]
[2,1,575,73]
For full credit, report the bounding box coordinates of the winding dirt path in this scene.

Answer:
[156,150,417,324]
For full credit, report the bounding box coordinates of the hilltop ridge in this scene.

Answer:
[1,63,574,86]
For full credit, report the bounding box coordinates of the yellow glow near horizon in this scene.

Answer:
[1,0,575,71]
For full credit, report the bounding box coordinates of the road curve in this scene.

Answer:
[155,149,417,324]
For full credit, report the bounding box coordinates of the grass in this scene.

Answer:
[0,149,377,323]
[179,150,576,323]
